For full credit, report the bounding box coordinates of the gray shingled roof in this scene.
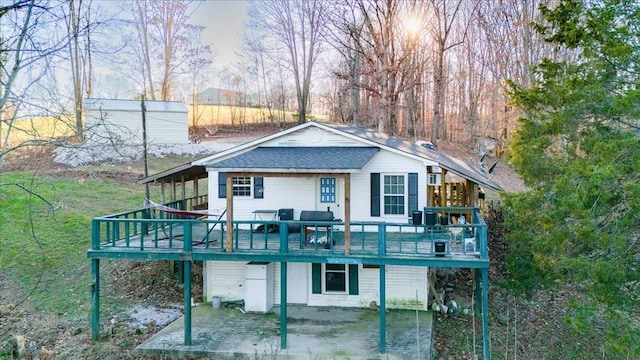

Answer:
[321,122,503,191]
[206,147,379,172]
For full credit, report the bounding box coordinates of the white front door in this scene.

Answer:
[315,176,342,220]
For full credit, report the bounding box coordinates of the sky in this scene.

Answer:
[190,0,248,70]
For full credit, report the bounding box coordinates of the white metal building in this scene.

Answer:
[84,98,189,145]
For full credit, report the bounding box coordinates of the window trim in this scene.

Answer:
[322,263,348,294]
[382,174,407,216]
[232,176,252,197]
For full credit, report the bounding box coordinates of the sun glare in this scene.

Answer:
[404,16,421,36]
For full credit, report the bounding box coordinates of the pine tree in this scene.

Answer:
[505,0,640,356]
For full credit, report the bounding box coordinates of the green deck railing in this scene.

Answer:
[90,204,487,259]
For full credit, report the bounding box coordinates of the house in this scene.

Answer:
[84,98,189,145]
[88,121,499,358]
[187,122,501,311]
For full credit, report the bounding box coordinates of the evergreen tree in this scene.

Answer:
[505,0,640,356]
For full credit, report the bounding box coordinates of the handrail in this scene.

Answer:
[90,206,487,259]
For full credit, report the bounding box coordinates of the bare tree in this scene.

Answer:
[253,0,330,124]
[242,8,277,123]
[477,0,560,144]
[184,26,213,127]
[0,0,71,169]
[65,0,98,140]
[327,0,430,135]
[131,0,156,99]
[128,0,199,101]
[428,0,479,145]
[151,0,196,101]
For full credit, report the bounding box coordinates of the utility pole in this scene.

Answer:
[141,95,150,200]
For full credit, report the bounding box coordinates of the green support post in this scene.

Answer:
[91,258,100,341]
[481,268,490,360]
[280,261,287,349]
[474,269,481,313]
[279,222,288,255]
[377,224,385,255]
[183,222,192,345]
[184,260,192,345]
[379,264,386,353]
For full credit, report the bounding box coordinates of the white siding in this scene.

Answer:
[307,263,363,308]
[307,265,429,309]
[208,174,320,224]
[145,111,189,144]
[207,150,427,225]
[351,150,427,224]
[273,262,308,304]
[262,127,363,148]
[84,109,188,145]
[385,266,429,310]
[205,262,428,309]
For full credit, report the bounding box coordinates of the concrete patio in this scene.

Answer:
[136,303,434,359]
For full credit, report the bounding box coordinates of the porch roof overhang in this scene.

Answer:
[205,146,379,174]
[138,162,206,184]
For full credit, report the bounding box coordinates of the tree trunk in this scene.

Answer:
[69,0,83,140]
[432,40,445,145]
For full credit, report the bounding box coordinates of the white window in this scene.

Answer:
[323,264,347,293]
[427,173,441,186]
[232,177,251,197]
[383,174,405,215]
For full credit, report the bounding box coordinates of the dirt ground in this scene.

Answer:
[1,129,542,360]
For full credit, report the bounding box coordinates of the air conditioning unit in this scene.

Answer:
[427,173,441,186]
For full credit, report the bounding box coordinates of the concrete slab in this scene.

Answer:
[136,304,433,359]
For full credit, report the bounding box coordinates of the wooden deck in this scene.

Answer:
[88,204,492,359]
[89,211,488,268]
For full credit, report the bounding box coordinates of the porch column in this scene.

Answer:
[440,169,447,206]
[466,180,478,208]
[181,175,186,204]
[91,258,100,341]
[344,174,351,255]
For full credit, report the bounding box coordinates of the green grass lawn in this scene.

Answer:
[0,171,157,318]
